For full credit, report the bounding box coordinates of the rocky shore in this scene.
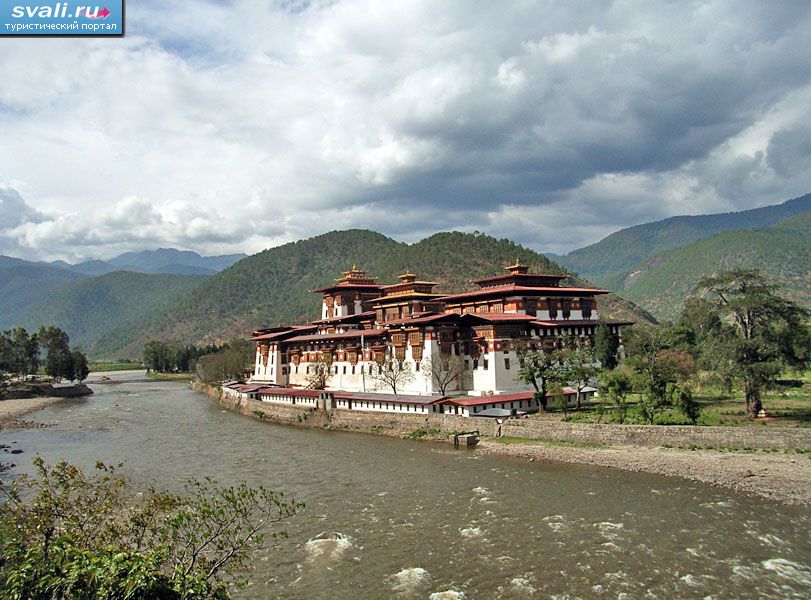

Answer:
[477,439,811,506]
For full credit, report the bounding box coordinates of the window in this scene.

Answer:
[504,358,511,370]
[281,367,287,375]
[415,361,420,371]
[483,359,489,370]
[352,365,356,374]
[473,359,479,370]
[343,365,347,374]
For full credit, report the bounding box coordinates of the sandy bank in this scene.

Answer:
[477,439,811,506]
[0,397,62,431]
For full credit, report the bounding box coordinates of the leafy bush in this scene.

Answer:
[0,458,302,599]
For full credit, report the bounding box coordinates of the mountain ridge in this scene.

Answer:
[553,193,811,285]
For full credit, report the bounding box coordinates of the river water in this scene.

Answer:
[2,372,809,599]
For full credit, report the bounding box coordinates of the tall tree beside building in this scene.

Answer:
[695,269,810,417]
[594,323,620,370]
[516,345,567,411]
[370,355,415,395]
[423,354,463,395]
[559,345,599,410]
[305,354,333,390]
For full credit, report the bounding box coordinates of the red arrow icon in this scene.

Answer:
[87,7,111,19]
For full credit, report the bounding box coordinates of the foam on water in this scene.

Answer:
[510,576,537,594]
[758,534,786,548]
[459,526,483,538]
[430,590,465,600]
[762,558,811,586]
[680,574,700,587]
[304,532,354,561]
[472,486,489,495]
[389,567,430,593]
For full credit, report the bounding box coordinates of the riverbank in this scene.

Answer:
[0,397,62,431]
[478,438,811,506]
[198,382,811,506]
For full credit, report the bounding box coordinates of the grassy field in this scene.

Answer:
[146,371,194,381]
[88,362,144,372]
[534,369,811,427]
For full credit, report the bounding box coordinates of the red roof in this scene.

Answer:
[250,327,316,341]
[312,311,376,325]
[383,313,460,327]
[531,319,634,327]
[460,312,537,322]
[437,285,609,302]
[284,329,386,343]
[445,391,535,406]
[471,272,567,285]
[258,387,322,398]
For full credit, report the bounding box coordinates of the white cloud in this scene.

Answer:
[0,0,810,261]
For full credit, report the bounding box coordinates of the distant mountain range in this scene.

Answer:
[552,193,811,286]
[47,248,247,277]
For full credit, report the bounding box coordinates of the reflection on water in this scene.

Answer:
[3,371,810,599]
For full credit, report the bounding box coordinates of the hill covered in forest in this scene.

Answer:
[614,211,811,321]
[553,193,811,285]
[91,230,656,359]
[15,272,208,357]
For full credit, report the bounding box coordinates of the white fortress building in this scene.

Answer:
[227,262,629,416]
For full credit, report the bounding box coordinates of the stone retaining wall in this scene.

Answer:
[502,420,811,450]
[192,382,810,450]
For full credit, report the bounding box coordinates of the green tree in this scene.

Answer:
[598,367,633,424]
[669,383,700,424]
[594,323,620,370]
[516,344,567,411]
[39,326,74,381]
[70,349,90,382]
[0,458,302,599]
[625,327,696,424]
[695,269,811,417]
[559,345,599,410]
[143,340,175,373]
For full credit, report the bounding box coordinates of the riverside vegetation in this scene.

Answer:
[516,269,810,426]
[0,458,302,599]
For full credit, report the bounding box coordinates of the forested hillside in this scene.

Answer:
[616,211,811,320]
[554,193,811,285]
[93,230,656,359]
[17,272,207,357]
[0,264,88,331]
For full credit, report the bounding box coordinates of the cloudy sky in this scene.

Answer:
[2,0,811,261]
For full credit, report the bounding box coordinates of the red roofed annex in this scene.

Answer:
[237,261,631,413]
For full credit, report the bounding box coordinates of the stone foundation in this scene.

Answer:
[191,382,811,450]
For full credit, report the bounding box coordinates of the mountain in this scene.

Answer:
[554,194,811,285]
[35,248,247,276]
[615,211,811,321]
[16,271,208,356]
[0,263,88,331]
[91,230,656,359]
[106,248,246,274]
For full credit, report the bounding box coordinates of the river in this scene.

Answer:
[2,371,810,599]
